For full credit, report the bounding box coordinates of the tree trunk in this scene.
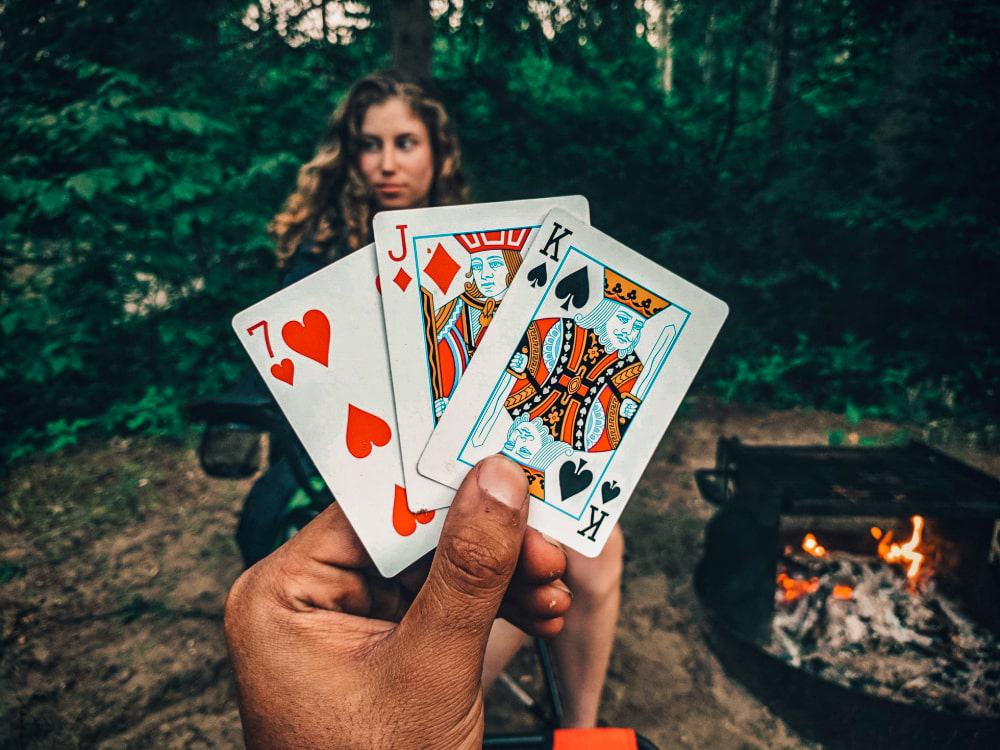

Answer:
[392,0,433,82]
[658,1,677,94]
[766,0,793,181]
[700,8,717,92]
[318,0,328,44]
[712,28,748,170]
[873,0,949,188]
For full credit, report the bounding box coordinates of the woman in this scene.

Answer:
[269,70,468,284]
[248,70,624,729]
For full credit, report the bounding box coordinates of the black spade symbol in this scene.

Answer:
[554,266,590,311]
[527,262,548,288]
[600,480,621,504]
[558,458,593,501]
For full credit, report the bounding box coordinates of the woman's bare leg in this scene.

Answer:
[482,618,528,693]
[551,524,624,727]
[480,525,624,725]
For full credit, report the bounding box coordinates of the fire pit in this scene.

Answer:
[694,439,1000,749]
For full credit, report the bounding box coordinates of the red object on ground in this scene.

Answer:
[552,727,639,750]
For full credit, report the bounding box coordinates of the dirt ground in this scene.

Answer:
[2,400,998,749]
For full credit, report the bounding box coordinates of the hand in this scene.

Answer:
[434,396,449,418]
[621,399,637,419]
[224,456,570,749]
[509,352,528,374]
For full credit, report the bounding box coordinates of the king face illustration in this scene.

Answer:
[421,229,530,420]
[488,267,672,499]
[500,413,573,503]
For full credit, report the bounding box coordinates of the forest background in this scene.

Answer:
[2,0,998,464]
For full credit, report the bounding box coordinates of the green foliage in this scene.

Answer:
[113,593,171,624]
[1,0,997,461]
[1,1,375,460]
[1,440,163,543]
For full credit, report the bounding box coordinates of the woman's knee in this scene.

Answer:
[565,525,624,601]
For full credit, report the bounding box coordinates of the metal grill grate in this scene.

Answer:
[697,439,1000,519]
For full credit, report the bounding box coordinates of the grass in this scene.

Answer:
[198,530,239,566]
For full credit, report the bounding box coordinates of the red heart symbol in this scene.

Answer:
[270,358,294,385]
[282,309,330,367]
[392,485,436,537]
[345,404,391,458]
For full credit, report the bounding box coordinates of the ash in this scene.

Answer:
[765,551,1000,717]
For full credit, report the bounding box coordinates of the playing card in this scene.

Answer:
[373,196,590,512]
[232,244,446,577]
[418,209,728,556]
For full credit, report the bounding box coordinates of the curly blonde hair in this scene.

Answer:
[270,71,470,269]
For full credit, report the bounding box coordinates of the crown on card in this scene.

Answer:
[603,268,668,319]
[455,228,532,254]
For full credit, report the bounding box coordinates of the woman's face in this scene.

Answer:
[358,97,435,210]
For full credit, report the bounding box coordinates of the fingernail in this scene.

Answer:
[552,580,573,598]
[477,455,528,510]
[541,533,561,548]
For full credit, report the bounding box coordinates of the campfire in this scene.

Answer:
[768,519,1000,717]
[776,516,928,606]
[695,438,1000,746]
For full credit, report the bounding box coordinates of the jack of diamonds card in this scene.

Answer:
[373,196,589,512]
[231,244,444,577]
[419,209,728,556]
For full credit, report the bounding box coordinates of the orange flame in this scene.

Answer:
[801,533,827,557]
[877,515,925,580]
[777,572,820,602]
[778,517,928,602]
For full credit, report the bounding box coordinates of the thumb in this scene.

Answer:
[397,454,529,669]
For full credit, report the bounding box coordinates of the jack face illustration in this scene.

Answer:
[469,249,510,299]
[422,231,528,420]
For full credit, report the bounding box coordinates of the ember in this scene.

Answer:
[777,571,820,602]
[801,533,827,557]
[831,584,853,600]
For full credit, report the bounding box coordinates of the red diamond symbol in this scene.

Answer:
[393,268,412,292]
[423,242,460,294]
